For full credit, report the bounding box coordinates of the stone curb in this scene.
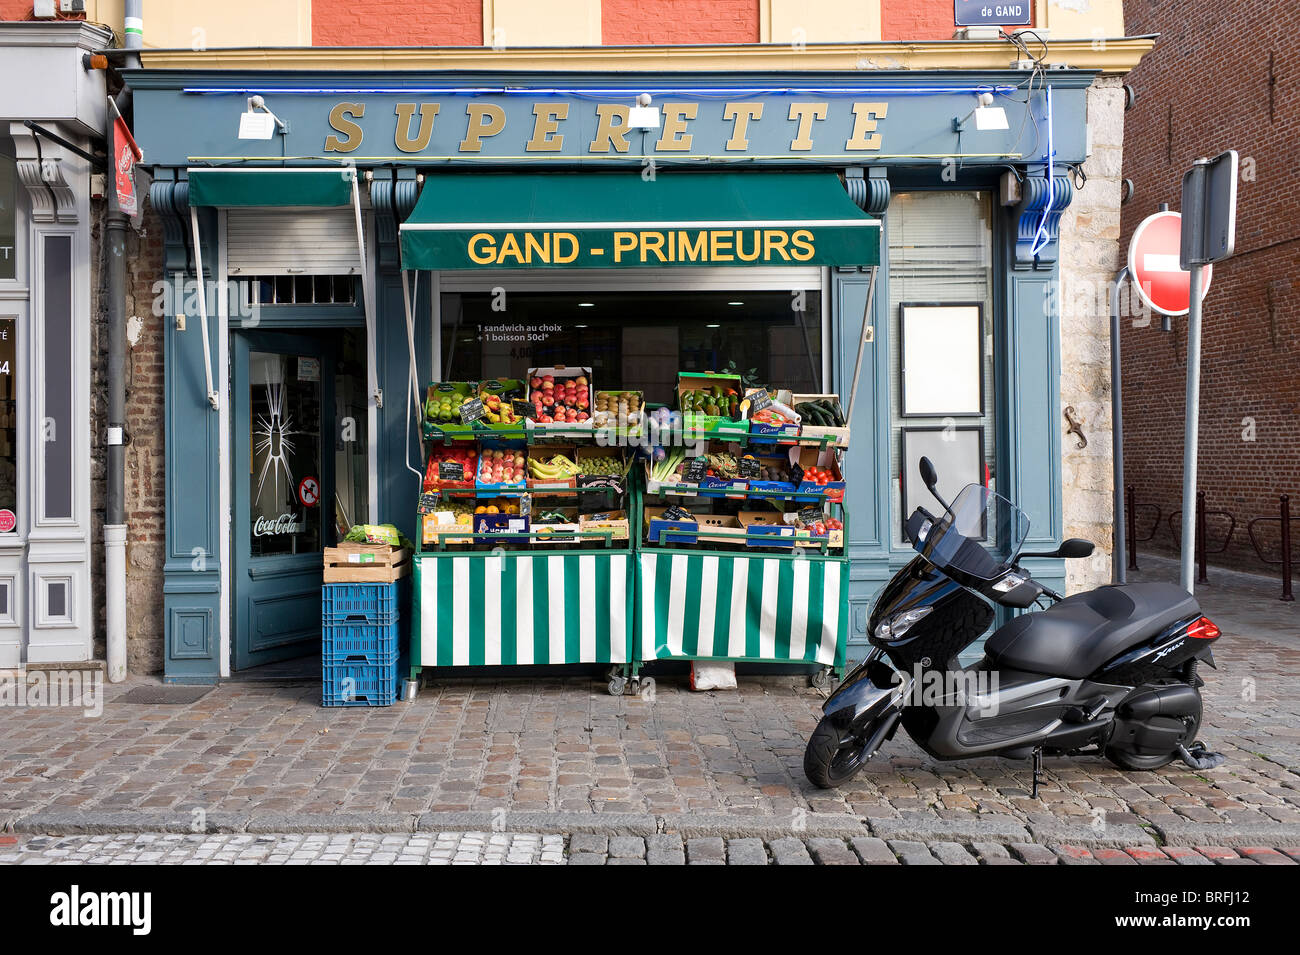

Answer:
[868,812,1031,844]
[1154,819,1300,848]
[657,812,869,839]
[1026,819,1156,848]
[416,811,659,837]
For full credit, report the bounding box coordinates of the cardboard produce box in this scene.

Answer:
[677,371,746,435]
[423,381,476,437]
[644,504,699,545]
[696,513,745,545]
[580,509,629,544]
[524,365,594,431]
[738,510,803,550]
[526,444,579,490]
[791,393,849,447]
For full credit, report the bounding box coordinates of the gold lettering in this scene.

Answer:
[468,233,497,265]
[709,230,733,262]
[790,229,815,261]
[526,103,569,152]
[589,105,632,154]
[325,102,365,153]
[655,103,698,152]
[554,233,579,264]
[394,103,439,153]
[722,103,764,151]
[460,104,506,152]
[735,229,761,262]
[845,102,887,151]
[613,231,638,262]
[763,230,791,261]
[641,232,667,263]
[788,102,828,151]
[524,232,551,263]
[498,232,525,264]
[677,231,707,262]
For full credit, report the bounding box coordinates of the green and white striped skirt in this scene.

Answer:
[415,552,632,666]
[638,551,847,667]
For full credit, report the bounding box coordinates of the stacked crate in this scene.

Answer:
[321,582,405,706]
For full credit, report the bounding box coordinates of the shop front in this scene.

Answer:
[126,64,1090,685]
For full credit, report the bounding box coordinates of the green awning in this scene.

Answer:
[187,168,356,207]
[399,171,880,270]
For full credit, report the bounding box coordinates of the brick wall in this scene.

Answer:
[1119,0,1300,575]
[312,0,482,46]
[880,0,1036,41]
[602,0,758,44]
[0,2,31,19]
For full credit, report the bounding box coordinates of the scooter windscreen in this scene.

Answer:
[910,484,1031,585]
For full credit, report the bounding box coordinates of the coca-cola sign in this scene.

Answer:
[253,512,306,537]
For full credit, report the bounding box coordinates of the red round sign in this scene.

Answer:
[0,509,14,534]
[1128,211,1212,317]
[298,477,320,508]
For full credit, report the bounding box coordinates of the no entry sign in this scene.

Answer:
[1128,211,1212,317]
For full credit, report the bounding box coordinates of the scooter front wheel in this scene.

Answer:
[804,716,876,789]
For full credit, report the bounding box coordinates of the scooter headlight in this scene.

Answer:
[873,606,933,641]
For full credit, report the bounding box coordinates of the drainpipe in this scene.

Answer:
[105,13,143,682]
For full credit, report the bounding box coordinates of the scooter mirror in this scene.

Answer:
[1058,538,1095,559]
[919,456,938,493]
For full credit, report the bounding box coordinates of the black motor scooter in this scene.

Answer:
[804,457,1224,793]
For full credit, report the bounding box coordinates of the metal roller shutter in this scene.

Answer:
[226,209,361,276]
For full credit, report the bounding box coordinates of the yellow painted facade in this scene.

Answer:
[83,0,312,49]
[761,0,881,45]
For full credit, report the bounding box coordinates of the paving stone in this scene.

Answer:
[929,841,977,865]
[850,836,898,865]
[569,833,608,855]
[888,840,940,865]
[1238,847,1295,865]
[686,837,726,865]
[807,838,859,865]
[769,837,814,865]
[1009,843,1059,865]
[725,838,769,866]
[972,842,1021,865]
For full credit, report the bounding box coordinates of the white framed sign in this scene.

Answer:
[900,303,984,417]
[902,426,986,537]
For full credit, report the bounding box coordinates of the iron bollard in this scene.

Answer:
[1126,485,1138,571]
[1283,495,1294,603]
[1196,491,1208,584]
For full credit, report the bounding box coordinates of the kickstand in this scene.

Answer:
[1031,748,1044,799]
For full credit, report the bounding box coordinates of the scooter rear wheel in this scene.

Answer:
[804,716,875,789]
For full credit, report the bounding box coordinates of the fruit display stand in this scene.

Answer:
[636,433,850,689]
[411,427,638,691]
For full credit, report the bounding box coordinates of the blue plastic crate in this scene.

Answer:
[322,620,400,667]
[322,657,399,707]
[321,581,406,626]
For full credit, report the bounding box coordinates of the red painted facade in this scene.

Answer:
[311,0,482,46]
[602,0,758,45]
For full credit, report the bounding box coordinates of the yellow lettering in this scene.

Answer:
[394,103,438,153]
[526,103,569,152]
[589,105,632,154]
[677,231,707,262]
[554,233,579,264]
[845,102,887,151]
[709,230,733,262]
[498,232,525,265]
[788,102,828,151]
[735,229,761,262]
[721,103,764,151]
[613,231,638,262]
[468,233,497,265]
[524,232,551,263]
[790,229,815,262]
[763,230,791,261]
[324,102,365,153]
[641,232,667,262]
[460,104,506,152]
[655,103,698,152]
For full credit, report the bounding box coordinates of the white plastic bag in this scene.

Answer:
[690,660,737,691]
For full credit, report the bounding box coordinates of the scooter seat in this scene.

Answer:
[983,584,1201,680]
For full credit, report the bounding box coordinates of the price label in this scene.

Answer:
[512,398,537,420]
[683,457,709,482]
[799,505,824,525]
[738,455,761,479]
[438,461,465,482]
[746,388,773,414]
[663,505,694,522]
[459,398,486,424]
[417,492,440,514]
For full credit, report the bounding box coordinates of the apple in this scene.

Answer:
[530,376,542,388]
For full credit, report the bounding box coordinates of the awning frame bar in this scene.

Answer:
[188,206,219,411]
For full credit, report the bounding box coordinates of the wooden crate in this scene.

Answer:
[323,543,413,583]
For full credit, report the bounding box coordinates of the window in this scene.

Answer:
[0,135,15,281]
[887,191,997,545]
[243,274,356,307]
[439,289,823,403]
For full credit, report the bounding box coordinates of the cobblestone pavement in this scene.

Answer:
[2,832,1297,865]
[0,562,1296,851]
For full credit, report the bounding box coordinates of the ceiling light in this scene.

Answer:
[727,301,744,306]
[705,323,720,328]
[577,302,595,307]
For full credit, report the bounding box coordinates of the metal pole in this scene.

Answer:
[1282,495,1294,602]
[845,266,878,425]
[1111,266,1129,583]
[1180,261,1205,593]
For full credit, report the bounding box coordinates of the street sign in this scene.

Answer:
[955,2,1032,27]
[1127,211,1212,317]
[1180,150,1239,267]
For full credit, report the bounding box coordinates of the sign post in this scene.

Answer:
[1177,150,1238,594]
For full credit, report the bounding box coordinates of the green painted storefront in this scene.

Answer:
[124,67,1090,683]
